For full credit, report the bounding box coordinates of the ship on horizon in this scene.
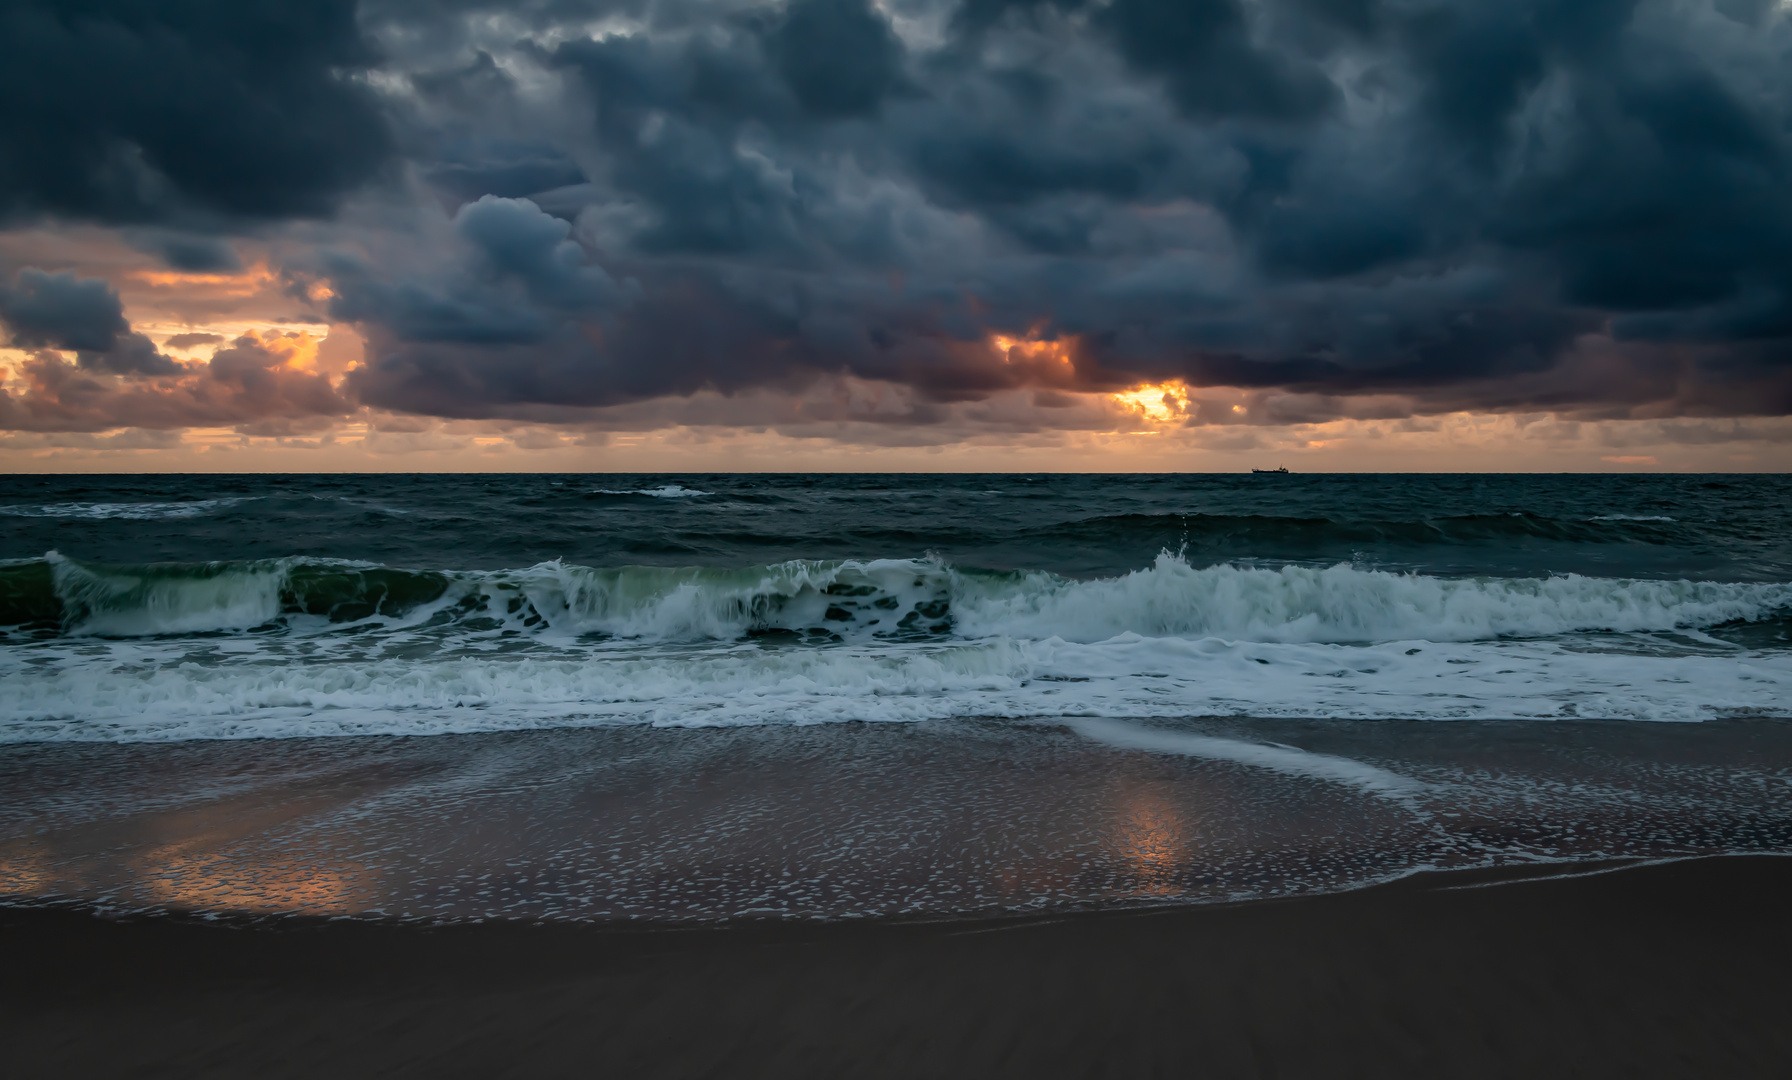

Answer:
[1251,465,1290,474]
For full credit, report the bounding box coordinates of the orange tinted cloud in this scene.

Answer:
[0,334,351,433]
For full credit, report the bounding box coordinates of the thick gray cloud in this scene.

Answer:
[767,0,907,118]
[0,269,177,375]
[0,0,392,227]
[122,230,244,272]
[0,270,128,352]
[6,0,1792,432]
[326,196,630,344]
[1093,0,1339,121]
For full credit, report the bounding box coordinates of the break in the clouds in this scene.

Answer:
[2,0,1791,453]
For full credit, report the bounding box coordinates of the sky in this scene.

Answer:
[1,0,1790,472]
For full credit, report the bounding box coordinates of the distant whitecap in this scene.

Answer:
[591,485,714,498]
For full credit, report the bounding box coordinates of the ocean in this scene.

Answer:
[2,472,1790,920]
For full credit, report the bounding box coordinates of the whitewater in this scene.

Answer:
[2,547,1788,741]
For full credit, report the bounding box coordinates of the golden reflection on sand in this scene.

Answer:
[1109,780,1193,896]
[2,792,384,917]
[126,797,378,915]
[0,843,58,895]
[135,850,372,915]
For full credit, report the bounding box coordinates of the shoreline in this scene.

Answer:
[8,854,1792,1077]
[0,851,1742,932]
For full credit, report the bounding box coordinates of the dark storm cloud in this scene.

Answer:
[0,269,178,375]
[6,0,1792,434]
[1498,62,1792,319]
[547,26,824,255]
[121,231,244,273]
[328,0,1792,421]
[325,196,630,344]
[0,0,392,225]
[1093,0,1338,121]
[766,0,906,117]
[422,148,591,207]
[400,50,595,212]
[0,270,128,353]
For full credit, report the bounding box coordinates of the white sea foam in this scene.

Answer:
[591,485,713,498]
[1,632,1787,742]
[948,554,1787,644]
[1590,515,1677,522]
[1064,718,1422,798]
[0,497,254,520]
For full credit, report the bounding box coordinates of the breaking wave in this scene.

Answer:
[3,550,1788,645]
[589,485,713,499]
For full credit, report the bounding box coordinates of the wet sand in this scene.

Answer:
[6,855,1792,1079]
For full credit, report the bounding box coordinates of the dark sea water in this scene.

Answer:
[2,473,1790,920]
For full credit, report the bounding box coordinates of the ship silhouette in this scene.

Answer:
[1251,465,1290,474]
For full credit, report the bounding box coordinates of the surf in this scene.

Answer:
[6,550,1789,646]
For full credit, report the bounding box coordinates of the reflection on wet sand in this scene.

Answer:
[4,720,1786,923]
[135,850,372,916]
[0,789,380,916]
[0,843,56,895]
[1107,779,1195,897]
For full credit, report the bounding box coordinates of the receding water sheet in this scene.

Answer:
[3,718,1789,921]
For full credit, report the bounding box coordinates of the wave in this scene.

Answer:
[589,485,713,499]
[0,497,255,520]
[950,552,1791,643]
[4,551,1789,645]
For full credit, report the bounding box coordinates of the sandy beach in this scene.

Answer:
[7,854,1791,1078]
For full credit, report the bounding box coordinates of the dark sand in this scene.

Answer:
[6,855,1792,1079]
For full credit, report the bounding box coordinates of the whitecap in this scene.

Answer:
[591,485,713,498]
[0,497,254,521]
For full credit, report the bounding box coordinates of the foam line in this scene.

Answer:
[0,497,254,520]
[1065,717,1424,799]
[590,485,713,498]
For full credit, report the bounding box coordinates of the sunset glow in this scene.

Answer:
[0,0,1784,473]
[1110,382,1190,426]
[130,264,277,293]
[991,333,1075,366]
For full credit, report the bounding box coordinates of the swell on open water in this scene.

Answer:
[3,473,1788,743]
